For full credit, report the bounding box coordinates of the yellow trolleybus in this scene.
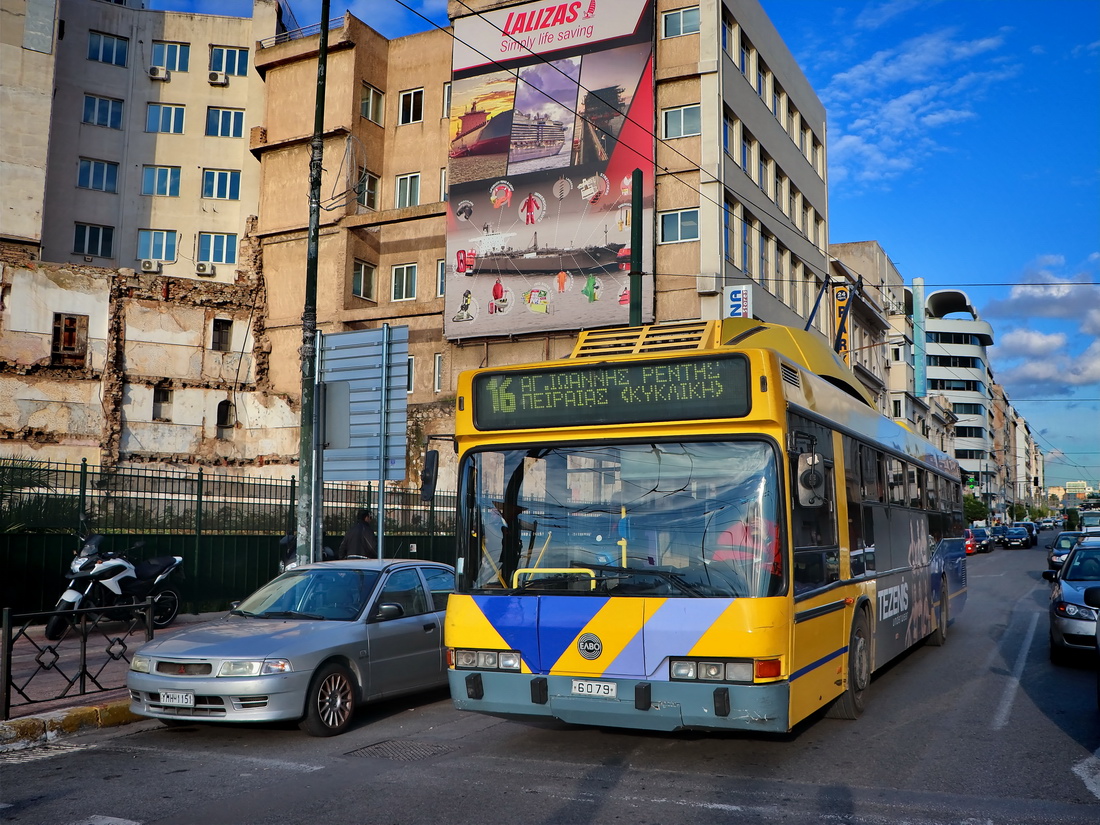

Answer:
[440,319,966,732]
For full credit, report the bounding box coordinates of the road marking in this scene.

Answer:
[991,612,1038,730]
[113,743,324,772]
[1073,750,1100,801]
[65,818,142,825]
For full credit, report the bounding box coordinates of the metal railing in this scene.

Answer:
[259,15,345,49]
[1,602,154,721]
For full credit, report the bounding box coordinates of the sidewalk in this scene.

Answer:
[1,611,224,751]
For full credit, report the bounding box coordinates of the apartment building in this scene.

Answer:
[1,0,58,258]
[39,0,279,283]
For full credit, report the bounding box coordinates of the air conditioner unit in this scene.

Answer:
[140,259,162,273]
[208,71,229,86]
[148,66,170,81]
[196,262,215,276]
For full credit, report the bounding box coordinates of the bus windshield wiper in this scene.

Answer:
[572,562,702,596]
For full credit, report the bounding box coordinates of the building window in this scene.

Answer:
[77,159,118,193]
[439,167,448,202]
[206,107,244,137]
[356,169,379,209]
[399,89,424,124]
[434,353,443,393]
[659,209,699,244]
[74,223,113,258]
[741,133,751,173]
[953,403,985,416]
[147,103,185,134]
[395,173,420,208]
[142,165,181,197]
[211,319,232,352]
[361,84,384,124]
[352,260,376,300]
[202,169,241,200]
[723,114,734,155]
[198,233,237,264]
[51,314,88,367]
[210,46,248,76]
[138,229,176,262]
[662,104,700,139]
[437,259,446,297]
[956,426,986,439]
[88,31,127,66]
[82,94,123,129]
[442,82,452,116]
[216,400,235,436]
[892,399,902,419]
[153,387,173,421]
[392,263,417,301]
[151,41,189,71]
[407,356,415,394]
[662,7,700,37]
[741,219,752,274]
[758,155,769,195]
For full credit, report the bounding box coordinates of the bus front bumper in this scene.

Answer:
[448,670,790,733]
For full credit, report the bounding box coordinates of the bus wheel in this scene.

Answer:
[827,611,870,720]
[928,576,949,647]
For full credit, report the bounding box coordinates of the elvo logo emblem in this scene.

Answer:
[577,633,603,660]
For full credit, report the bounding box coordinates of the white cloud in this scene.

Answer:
[995,329,1067,358]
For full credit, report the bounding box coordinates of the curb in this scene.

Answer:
[0,696,141,752]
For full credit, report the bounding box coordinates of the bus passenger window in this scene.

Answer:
[887,458,906,505]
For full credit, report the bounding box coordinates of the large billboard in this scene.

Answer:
[444,0,656,339]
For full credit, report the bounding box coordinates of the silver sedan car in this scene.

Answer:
[128,559,454,736]
[1043,539,1100,666]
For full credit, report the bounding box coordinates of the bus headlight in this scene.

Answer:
[670,658,758,684]
[451,648,522,671]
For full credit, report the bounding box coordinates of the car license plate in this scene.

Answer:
[159,691,194,707]
[571,679,616,698]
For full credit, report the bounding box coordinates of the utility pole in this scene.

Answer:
[295,0,331,567]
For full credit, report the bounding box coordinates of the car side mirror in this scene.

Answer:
[1083,586,1100,610]
[372,603,405,622]
[1041,570,1057,582]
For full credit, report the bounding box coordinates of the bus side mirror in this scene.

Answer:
[421,449,439,502]
[797,453,825,508]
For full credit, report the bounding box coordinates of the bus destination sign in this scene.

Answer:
[471,356,751,430]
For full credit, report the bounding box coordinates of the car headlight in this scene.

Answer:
[217,658,292,677]
[1055,602,1098,621]
[130,653,151,673]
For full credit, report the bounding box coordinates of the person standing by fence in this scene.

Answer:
[338,510,377,559]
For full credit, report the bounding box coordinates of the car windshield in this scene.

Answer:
[1063,549,1100,581]
[1007,529,1026,537]
[972,529,988,538]
[1054,535,1081,550]
[457,441,784,599]
[234,568,380,621]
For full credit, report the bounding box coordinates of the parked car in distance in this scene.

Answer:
[128,558,455,736]
[990,524,1008,547]
[1004,527,1030,549]
[1047,531,1085,570]
[1042,539,1100,665]
[1013,521,1038,547]
[963,527,992,555]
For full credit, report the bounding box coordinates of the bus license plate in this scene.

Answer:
[159,691,194,707]
[571,679,616,698]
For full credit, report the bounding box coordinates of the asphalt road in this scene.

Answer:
[2,541,1098,825]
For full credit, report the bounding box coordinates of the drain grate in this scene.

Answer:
[346,739,455,761]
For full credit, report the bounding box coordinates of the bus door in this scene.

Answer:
[789,453,848,721]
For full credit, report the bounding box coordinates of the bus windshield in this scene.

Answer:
[457,440,783,599]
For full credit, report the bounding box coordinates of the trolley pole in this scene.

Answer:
[296,0,331,567]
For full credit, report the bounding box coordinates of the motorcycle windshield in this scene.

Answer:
[80,535,105,557]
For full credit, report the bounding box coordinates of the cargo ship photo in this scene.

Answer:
[450,102,514,158]
[467,231,625,276]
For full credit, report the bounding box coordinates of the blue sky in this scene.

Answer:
[154,0,1100,488]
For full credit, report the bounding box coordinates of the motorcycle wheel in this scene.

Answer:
[44,599,76,641]
[151,588,180,628]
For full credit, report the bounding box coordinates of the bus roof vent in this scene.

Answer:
[570,321,719,358]
[781,363,801,388]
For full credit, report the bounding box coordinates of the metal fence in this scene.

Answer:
[1,459,457,615]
